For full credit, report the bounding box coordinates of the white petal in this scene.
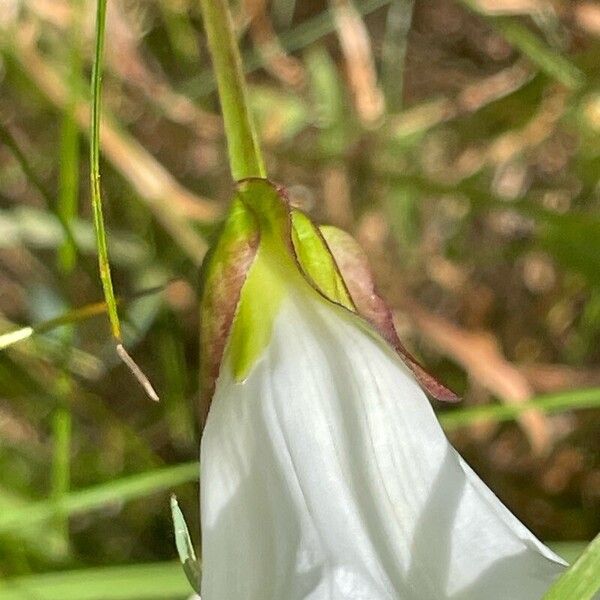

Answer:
[200,293,565,600]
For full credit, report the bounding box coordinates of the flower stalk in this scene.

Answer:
[199,0,266,181]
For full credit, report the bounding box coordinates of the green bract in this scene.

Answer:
[199,178,458,416]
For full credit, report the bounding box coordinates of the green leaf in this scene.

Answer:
[0,562,190,600]
[440,388,600,429]
[459,0,584,89]
[170,495,201,593]
[543,533,600,600]
[0,462,198,534]
[199,194,260,409]
[225,180,296,382]
[90,0,121,343]
[291,210,354,310]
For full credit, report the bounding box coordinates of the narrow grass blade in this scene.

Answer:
[0,462,198,534]
[382,0,415,112]
[0,281,168,351]
[170,495,201,593]
[0,562,190,600]
[90,0,121,342]
[58,0,82,273]
[459,0,584,89]
[50,399,73,554]
[90,0,159,401]
[439,387,600,429]
[543,533,600,600]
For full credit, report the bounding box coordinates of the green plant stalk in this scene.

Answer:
[52,0,82,550]
[0,281,171,351]
[459,0,583,89]
[90,0,121,342]
[0,462,198,534]
[495,18,583,89]
[58,0,82,274]
[199,0,266,181]
[440,387,600,429]
[58,102,80,273]
[0,562,191,600]
[382,0,415,112]
[51,403,72,502]
[89,0,158,401]
[51,397,72,552]
[543,533,600,600]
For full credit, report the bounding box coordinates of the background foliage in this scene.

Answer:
[0,0,599,597]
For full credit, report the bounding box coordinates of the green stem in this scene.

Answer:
[90,0,158,401]
[90,0,121,342]
[58,0,82,274]
[199,0,266,181]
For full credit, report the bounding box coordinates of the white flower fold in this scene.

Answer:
[201,290,566,600]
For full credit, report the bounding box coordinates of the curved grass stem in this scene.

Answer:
[90,0,158,401]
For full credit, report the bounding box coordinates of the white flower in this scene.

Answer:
[198,179,566,599]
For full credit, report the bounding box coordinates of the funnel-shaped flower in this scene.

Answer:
[199,179,565,599]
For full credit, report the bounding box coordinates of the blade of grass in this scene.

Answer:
[90,0,158,401]
[543,533,600,600]
[187,0,391,98]
[0,462,198,534]
[50,398,72,555]
[0,281,171,351]
[90,0,121,343]
[459,0,584,89]
[439,387,600,429]
[381,0,415,112]
[199,0,266,180]
[0,562,190,600]
[54,0,82,534]
[57,105,80,272]
[0,489,70,563]
[170,495,201,593]
[57,0,82,274]
[0,123,55,206]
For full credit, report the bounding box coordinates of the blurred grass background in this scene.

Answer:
[0,0,599,597]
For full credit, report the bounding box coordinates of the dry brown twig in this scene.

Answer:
[575,2,600,37]
[470,0,553,16]
[520,363,600,393]
[244,0,306,88]
[398,300,553,454]
[417,86,568,184]
[388,61,533,139]
[329,0,385,125]
[321,164,354,229]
